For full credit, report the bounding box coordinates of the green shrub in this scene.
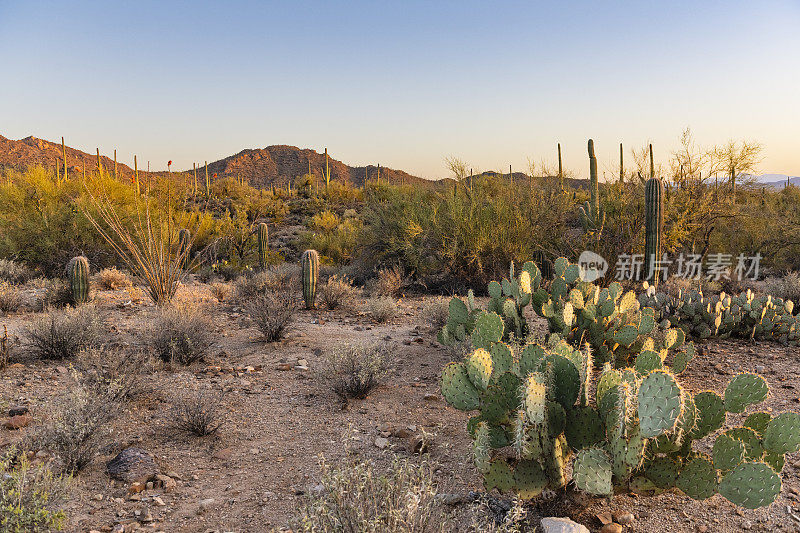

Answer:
[147,305,214,365]
[0,448,69,532]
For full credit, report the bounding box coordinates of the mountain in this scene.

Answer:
[753,174,800,189]
[0,134,428,187]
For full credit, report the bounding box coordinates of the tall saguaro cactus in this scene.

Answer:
[649,143,655,179]
[68,256,90,304]
[178,228,191,270]
[257,222,269,269]
[645,177,664,284]
[134,155,140,194]
[557,143,563,190]
[579,139,605,240]
[61,137,67,182]
[619,142,624,183]
[324,148,331,192]
[301,249,319,309]
[204,161,210,197]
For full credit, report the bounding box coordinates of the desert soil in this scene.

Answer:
[2,281,800,533]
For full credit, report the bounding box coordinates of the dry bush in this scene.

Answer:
[762,272,800,302]
[78,348,154,402]
[95,267,131,290]
[32,382,115,473]
[0,449,69,531]
[366,297,398,324]
[371,265,406,297]
[421,297,450,330]
[321,342,392,399]
[36,279,73,310]
[24,306,103,360]
[234,264,299,302]
[210,282,231,302]
[321,275,359,310]
[0,259,34,284]
[0,325,11,370]
[171,389,225,437]
[297,456,445,532]
[245,290,295,342]
[0,282,23,314]
[147,305,214,365]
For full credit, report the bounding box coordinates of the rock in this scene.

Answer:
[374,437,389,449]
[613,511,634,526]
[597,512,613,525]
[600,525,623,533]
[154,473,177,492]
[139,508,154,523]
[407,435,428,454]
[198,498,215,513]
[697,526,709,532]
[540,517,590,533]
[153,496,166,506]
[128,482,145,494]
[111,524,124,533]
[4,414,32,429]
[423,394,439,401]
[276,363,293,371]
[212,447,235,461]
[8,406,29,417]
[165,470,182,480]
[106,448,159,483]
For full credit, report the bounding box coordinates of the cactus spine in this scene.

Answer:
[178,228,191,270]
[579,139,605,239]
[644,177,664,284]
[257,222,269,269]
[301,249,319,309]
[68,256,90,304]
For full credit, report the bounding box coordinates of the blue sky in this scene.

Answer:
[1,1,798,178]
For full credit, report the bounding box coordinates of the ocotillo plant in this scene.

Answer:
[257,222,269,269]
[178,229,191,270]
[301,249,319,309]
[579,139,605,240]
[644,177,664,284]
[67,256,90,304]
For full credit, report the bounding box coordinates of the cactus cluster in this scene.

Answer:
[640,285,799,345]
[439,263,800,509]
[67,256,90,304]
[301,249,319,309]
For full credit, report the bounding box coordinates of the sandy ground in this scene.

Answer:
[2,281,800,533]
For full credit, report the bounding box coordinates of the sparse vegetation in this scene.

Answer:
[321,342,392,399]
[421,297,450,330]
[245,290,295,341]
[209,282,231,302]
[24,306,102,360]
[172,390,225,437]
[366,297,398,323]
[320,274,359,310]
[0,281,23,314]
[0,258,33,284]
[0,448,69,532]
[371,265,406,297]
[95,267,131,290]
[77,348,153,401]
[148,305,214,365]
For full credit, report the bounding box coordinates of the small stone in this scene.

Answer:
[3,414,32,429]
[140,509,154,523]
[277,363,293,371]
[212,447,235,460]
[92,493,104,501]
[423,394,439,401]
[697,526,709,533]
[154,473,177,492]
[755,365,766,373]
[153,496,166,506]
[374,437,389,449]
[128,482,145,494]
[106,448,159,483]
[597,512,613,525]
[8,406,29,417]
[613,511,634,526]
[198,498,215,513]
[600,525,623,533]
[112,524,124,533]
[540,517,590,533]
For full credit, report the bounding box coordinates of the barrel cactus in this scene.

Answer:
[67,256,90,304]
[178,228,191,270]
[644,177,664,284]
[257,222,269,269]
[301,249,319,309]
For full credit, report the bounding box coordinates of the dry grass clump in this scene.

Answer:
[0,449,69,531]
[371,265,406,297]
[320,275,359,310]
[147,305,214,365]
[78,348,154,402]
[0,259,34,284]
[421,297,450,330]
[0,282,23,314]
[366,297,398,324]
[762,272,800,302]
[321,342,393,399]
[234,263,300,303]
[209,282,231,302]
[172,389,225,437]
[245,290,295,342]
[95,267,132,290]
[297,456,444,533]
[24,306,103,360]
[32,382,116,473]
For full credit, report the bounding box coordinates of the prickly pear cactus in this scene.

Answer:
[257,222,269,269]
[301,249,319,309]
[67,255,90,304]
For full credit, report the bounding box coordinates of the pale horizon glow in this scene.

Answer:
[1,1,798,179]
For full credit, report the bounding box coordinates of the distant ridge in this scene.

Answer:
[0,134,134,177]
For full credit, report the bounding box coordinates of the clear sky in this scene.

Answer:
[1,1,798,179]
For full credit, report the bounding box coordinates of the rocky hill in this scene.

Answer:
[0,135,134,177]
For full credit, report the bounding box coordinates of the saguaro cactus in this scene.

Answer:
[649,143,655,179]
[619,142,624,183]
[301,249,319,309]
[579,139,605,239]
[645,177,664,283]
[257,222,269,269]
[178,229,191,270]
[557,143,563,190]
[324,148,331,192]
[61,137,67,182]
[67,256,90,304]
[204,161,210,197]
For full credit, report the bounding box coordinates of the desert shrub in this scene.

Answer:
[762,272,800,302]
[233,264,299,302]
[245,290,295,341]
[77,348,153,402]
[147,305,213,365]
[302,210,362,265]
[95,267,131,290]
[297,456,444,533]
[321,342,392,399]
[209,282,231,302]
[0,326,10,370]
[35,278,72,310]
[32,383,115,473]
[421,297,450,330]
[371,265,406,297]
[171,390,224,437]
[0,448,69,532]
[24,306,102,360]
[320,275,359,310]
[0,258,33,284]
[365,297,398,323]
[0,282,22,314]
